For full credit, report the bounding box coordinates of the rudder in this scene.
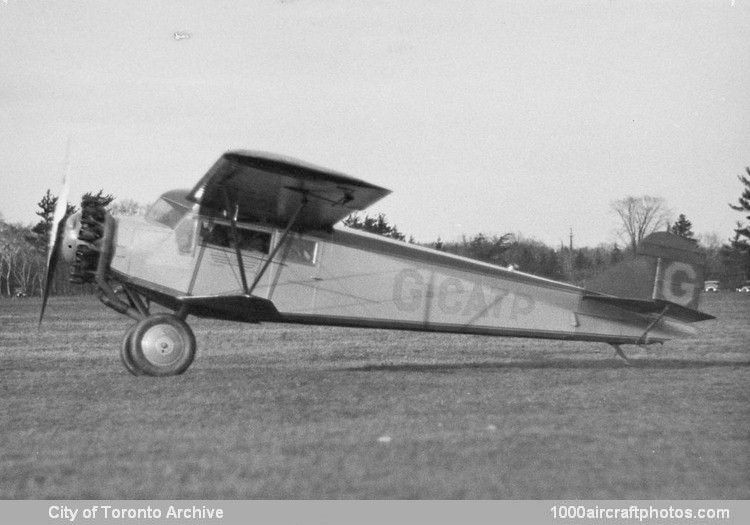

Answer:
[585,232,705,310]
[637,232,704,309]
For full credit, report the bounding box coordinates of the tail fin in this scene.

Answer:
[584,232,712,321]
[637,232,704,309]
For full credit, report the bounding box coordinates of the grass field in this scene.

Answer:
[1,293,748,499]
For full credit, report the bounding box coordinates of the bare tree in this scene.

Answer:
[1,222,19,295]
[110,198,148,217]
[0,221,40,296]
[611,195,670,255]
[12,242,42,296]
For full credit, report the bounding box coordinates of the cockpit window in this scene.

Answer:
[285,237,318,265]
[146,198,189,228]
[202,223,272,254]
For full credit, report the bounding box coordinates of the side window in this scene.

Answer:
[202,223,271,254]
[146,198,188,228]
[202,222,231,248]
[238,228,271,254]
[174,216,196,254]
[285,237,318,265]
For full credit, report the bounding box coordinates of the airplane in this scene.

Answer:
[40,150,715,376]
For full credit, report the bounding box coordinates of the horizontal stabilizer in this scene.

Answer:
[582,294,715,323]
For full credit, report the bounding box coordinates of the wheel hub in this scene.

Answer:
[141,325,184,366]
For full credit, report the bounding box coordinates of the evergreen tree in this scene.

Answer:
[724,168,750,282]
[729,167,750,245]
[81,190,115,209]
[343,213,406,241]
[31,189,77,247]
[464,232,514,265]
[670,213,695,239]
[720,223,750,285]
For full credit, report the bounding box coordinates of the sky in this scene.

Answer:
[1,0,748,247]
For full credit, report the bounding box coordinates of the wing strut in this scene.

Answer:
[219,185,252,295]
[247,196,307,295]
[230,204,250,294]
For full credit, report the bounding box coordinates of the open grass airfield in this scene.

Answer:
[1,292,748,499]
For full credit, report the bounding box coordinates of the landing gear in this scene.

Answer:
[121,314,196,376]
[610,343,632,365]
[120,323,141,376]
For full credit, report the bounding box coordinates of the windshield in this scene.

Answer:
[146,198,189,228]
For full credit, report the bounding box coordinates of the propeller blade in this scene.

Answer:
[39,142,72,325]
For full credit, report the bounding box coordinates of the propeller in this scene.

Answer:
[39,143,72,325]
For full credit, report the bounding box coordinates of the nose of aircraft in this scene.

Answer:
[60,212,82,264]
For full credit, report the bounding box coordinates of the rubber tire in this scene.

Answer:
[120,323,142,376]
[129,314,196,376]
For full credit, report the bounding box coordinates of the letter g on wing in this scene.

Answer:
[393,269,424,312]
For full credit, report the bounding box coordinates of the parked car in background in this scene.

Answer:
[704,280,720,292]
[737,281,750,293]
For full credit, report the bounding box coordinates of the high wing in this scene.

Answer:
[186,150,391,231]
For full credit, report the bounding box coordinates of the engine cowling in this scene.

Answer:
[63,204,112,284]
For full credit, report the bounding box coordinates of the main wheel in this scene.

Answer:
[120,323,141,376]
[129,314,196,376]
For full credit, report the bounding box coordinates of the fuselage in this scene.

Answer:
[107,194,695,344]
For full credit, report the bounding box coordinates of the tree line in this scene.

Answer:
[2,169,749,297]
[0,191,145,297]
[343,170,750,288]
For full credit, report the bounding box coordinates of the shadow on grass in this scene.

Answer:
[342,358,750,373]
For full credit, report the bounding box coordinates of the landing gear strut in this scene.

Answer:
[121,314,196,376]
[610,343,632,365]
